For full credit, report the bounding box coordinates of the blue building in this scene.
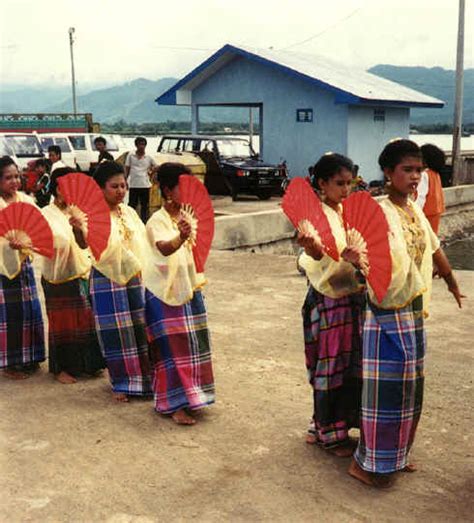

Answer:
[156,44,443,182]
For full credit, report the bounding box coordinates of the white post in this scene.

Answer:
[452,0,465,185]
[68,27,77,116]
[249,107,254,149]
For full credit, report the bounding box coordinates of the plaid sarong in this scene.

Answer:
[89,268,152,395]
[0,260,45,369]
[354,295,425,473]
[42,277,104,376]
[303,285,364,447]
[145,290,215,414]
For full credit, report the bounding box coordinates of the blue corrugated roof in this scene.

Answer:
[156,44,444,109]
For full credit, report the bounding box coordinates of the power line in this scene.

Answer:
[280,7,362,51]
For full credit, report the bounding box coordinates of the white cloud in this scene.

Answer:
[0,0,472,85]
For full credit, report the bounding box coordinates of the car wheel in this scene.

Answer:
[256,189,272,200]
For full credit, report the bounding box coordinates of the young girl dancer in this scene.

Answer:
[298,153,365,456]
[0,156,45,379]
[349,139,464,488]
[143,163,215,425]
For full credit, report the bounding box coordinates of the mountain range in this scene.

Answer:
[1,66,473,126]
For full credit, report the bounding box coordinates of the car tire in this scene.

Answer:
[256,189,272,200]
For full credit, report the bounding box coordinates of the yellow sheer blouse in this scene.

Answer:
[368,198,440,315]
[143,208,206,306]
[93,203,151,285]
[299,202,364,299]
[0,192,36,279]
[40,202,91,283]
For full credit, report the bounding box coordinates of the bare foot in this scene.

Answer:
[55,371,77,384]
[348,459,395,488]
[113,392,129,402]
[328,445,354,458]
[171,409,196,425]
[306,433,318,445]
[3,369,29,380]
[402,462,418,473]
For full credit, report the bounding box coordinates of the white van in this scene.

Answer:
[0,133,44,170]
[36,134,76,169]
[51,133,127,172]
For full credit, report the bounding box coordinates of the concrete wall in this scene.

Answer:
[192,56,348,178]
[347,106,410,183]
[213,185,474,252]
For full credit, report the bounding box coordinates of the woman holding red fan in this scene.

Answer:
[349,140,464,488]
[298,153,365,456]
[39,168,104,384]
[0,156,45,379]
[143,163,215,425]
[75,161,153,402]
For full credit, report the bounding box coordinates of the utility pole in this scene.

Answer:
[451,0,465,185]
[69,27,77,116]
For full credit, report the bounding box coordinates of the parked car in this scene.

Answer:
[0,132,44,170]
[36,133,76,168]
[48,133,127,172]
[157,134,285,200]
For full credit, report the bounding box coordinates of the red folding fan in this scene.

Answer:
[0,202,54,258]
[282,177,339,261]
[178,174,215,273]
[57,172,111,260]
[342,192,392,302]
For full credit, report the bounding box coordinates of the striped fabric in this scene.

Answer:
[42,277,104,376]
[354,295,425,473]
[303,285,364,447]
[89,268,152,396]
[0,260,45,369]
[145,290,215,414]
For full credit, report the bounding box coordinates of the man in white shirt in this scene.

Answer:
[48,145,67,173]
[124,136,156,222]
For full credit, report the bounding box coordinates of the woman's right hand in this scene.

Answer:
[178,218,192,241]
[297,231,324,260]
[69,216,83,231]
[9,238,23,250]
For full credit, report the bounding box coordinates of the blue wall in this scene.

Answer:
[347,106,410,182]
[192,56,348,178]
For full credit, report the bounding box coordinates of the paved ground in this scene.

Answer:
[1,252,473,522]
[211,195,282,216]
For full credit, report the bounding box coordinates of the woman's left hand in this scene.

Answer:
[446,275,466,308]
[69,216,83,231]
[341,246,362,268]
[8,238,23,250]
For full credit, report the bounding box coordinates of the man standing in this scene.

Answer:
[48,145,66,173]
[94,136,114,163]
[124,136,156,222]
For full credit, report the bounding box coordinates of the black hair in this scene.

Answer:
[311,153,354,190]
[34,159,47,169]
[94,136,107,145]
[0,156,16,178]
[93,161,124,188]
[48,145,62,158]
[420,143,446,172]
[378,139,421,171]
[49,167,76,197]
[134,136,147,147]
[157,162,191,197]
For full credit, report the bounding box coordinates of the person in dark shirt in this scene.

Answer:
[94,136,114,163]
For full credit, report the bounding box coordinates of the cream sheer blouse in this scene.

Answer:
[299,202,364,299]
[93,204,151,285]
[143,208,206,306]
[40,202,91,283]
[368,198,440,315]
[0,192,36,279]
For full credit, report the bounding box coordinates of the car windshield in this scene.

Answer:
[0,137,13,156]
[92,134,119,151]
[216,139,254,158]
[39,136,72,153]
[4,135,43,157]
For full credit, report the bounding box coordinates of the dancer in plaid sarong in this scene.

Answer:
[40,168,104,384]
[73,162,153,401]
[0,156,45,379]
[349,140,464,489]
[298,154,366,456]
[143,163,215,425]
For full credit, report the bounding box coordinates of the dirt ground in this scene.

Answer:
[1,251,473,522]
